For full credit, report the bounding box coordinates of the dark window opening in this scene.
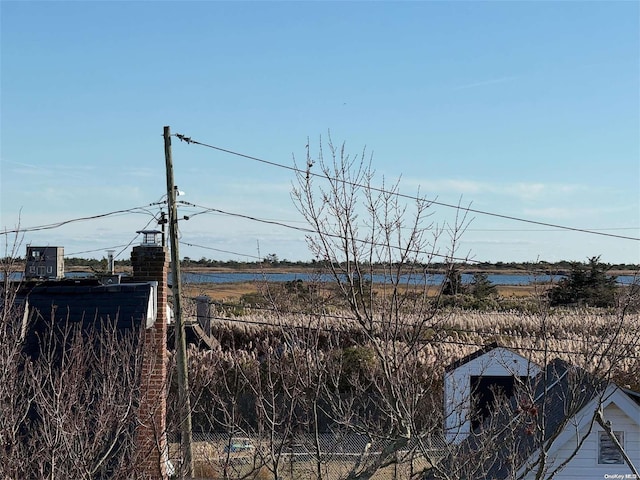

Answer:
[470,375,528,431]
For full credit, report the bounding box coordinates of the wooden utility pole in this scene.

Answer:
[163,126,193,477]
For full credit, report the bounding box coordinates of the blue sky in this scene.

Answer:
[1,1,639,264]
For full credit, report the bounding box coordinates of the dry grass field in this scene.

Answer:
[174,275,638,480]
[184,281,259,301]
[183,281,541,302]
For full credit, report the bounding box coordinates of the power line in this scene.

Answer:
[173,134,640,242]
[464,227,640,233]
[179,201,314,233]
[5,207,160,261]
[179,203,639,235]
[66,244,132,257]
[182,306,640,360]
[65,216,161,258]
[113,215,159,260]
[0,206,157,236]
[180,241,262,260]
[177,200,479,264]
[187,296,640,352]
[163,191,639,236]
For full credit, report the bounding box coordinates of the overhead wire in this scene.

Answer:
[185,295,640,351]
[6,205,162,261]
[4,137,636,263]
[173,133,640,242]
[5,135,636,269]
[67,244,133,257]
[179,241,262,261]
[177,200,479,264]
[0,205,158,236]
[179,304,640,359]
[165,197,639,236]
[114,215,160,260]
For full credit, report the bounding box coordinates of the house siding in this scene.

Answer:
[522,403,640,480]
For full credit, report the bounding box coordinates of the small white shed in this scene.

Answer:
[444,343,541,444]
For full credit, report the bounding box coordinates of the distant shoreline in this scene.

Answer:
[178,266,637,277]
[59,265,636,277]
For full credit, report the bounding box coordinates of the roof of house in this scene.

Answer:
[621,388,640,407]
[486,358,604,479]
[24,282,154,325]
[20,281,156,359]
[445,342,501,372]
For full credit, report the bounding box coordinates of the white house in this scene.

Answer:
[515,383,640,480]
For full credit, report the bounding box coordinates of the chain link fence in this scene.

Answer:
[169,432,446,479]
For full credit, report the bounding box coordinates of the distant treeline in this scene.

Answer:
[53,255,640,273]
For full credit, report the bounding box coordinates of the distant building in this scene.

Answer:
[24,246,64,280]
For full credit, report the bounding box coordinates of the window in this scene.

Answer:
[47,266,52,274]
[31,250,41,258]
[598,431,624,464]
[29,266,35,273]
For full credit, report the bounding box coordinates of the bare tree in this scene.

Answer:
[289,136,640,479]
[290,135,473,478]
[0,235,171,479]
[0,305,153,479]
[0,290,32,478]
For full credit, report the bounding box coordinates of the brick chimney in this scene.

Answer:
[131,233,168,479]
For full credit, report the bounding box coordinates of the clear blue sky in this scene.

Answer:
[1,1,639,264]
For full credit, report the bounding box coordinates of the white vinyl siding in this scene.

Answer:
[522,403,639,479]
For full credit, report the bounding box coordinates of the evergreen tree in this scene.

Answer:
[470,272,497,299]
[548,256,617,307]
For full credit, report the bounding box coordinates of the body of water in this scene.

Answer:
[4,271,635,286]
[182,272,637,286]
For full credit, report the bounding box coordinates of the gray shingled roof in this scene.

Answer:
[485,359,604,479]
[444,341,500,373]
[25,283,153,324]
[21,282,155,359]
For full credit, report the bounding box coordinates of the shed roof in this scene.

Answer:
[445,342,500,372]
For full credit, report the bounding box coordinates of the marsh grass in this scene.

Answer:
[184,282,543,303]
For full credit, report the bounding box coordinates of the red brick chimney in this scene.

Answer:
[131,237,168,479]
